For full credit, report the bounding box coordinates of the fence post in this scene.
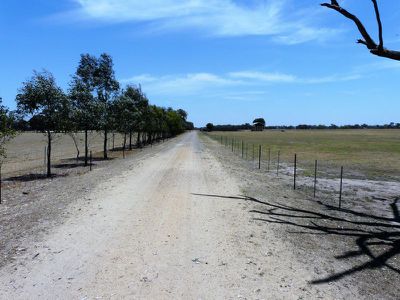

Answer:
[90,151,92,171]
[112,133,115,151]
[339,166,343,209]
[294,154,297,190]
[241,141,244,158]
[44,146,47,173]
[268,148,271,172]
[277,150,280,176]
[0,164,2,204]
[232,138,234,152]
[313,160,318,197]
[258,145,261,169]
[252,144,255,163]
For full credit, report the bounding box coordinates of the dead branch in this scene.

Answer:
[321,0,400,61]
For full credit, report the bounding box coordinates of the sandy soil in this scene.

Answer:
[0,131,395,299]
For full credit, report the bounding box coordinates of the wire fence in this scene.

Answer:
[209,134,397,210]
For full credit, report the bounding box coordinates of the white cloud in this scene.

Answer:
[229,71,296,83]
[70,0,336,44]
[120,69,362,97]
[122,72,240,95]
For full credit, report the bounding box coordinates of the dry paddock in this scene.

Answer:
[2,132,129,178]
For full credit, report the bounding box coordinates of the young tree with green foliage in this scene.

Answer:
[69,54,100,166]
[95,53,120,159]
[111,88,139,150]
[0,98,16,161]
[16,71,69,177]
[122,85,146,150]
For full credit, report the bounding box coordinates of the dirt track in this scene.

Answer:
[0,132,373,299]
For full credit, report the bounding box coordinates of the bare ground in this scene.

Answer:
[0,131,397,299]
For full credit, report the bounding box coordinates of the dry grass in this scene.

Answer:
[2,132,129,177]
[208,129,400,181]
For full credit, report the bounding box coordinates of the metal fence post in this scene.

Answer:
[339,166,343,209]
[277,150,280,176]
[313,160,318,198]
[90,151,92,171]
[294,154,297,190]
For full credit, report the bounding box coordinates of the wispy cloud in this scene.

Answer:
[229,70,361,84]
[122,72,240,95]
[229,71,296,83]
[68,0,337,44]
[120,69,362,97]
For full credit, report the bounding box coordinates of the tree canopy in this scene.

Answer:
[253,118,266,126]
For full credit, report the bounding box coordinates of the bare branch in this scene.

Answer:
[321,2,377,49]
[357,39,368,46]
[321,2,400,61]
[371,0,384,51]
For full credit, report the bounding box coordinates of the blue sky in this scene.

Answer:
[0,0,399,127]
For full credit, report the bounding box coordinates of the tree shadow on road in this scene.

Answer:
[191,193,400,284]
[5,173,68,182]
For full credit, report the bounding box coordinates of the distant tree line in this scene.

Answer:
[204,123,253,132]
[270,123,400,130]
[203,122,400,131]
[0,53,193,177]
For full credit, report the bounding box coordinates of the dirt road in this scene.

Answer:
[0,132,359,299]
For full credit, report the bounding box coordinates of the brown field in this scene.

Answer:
[2,132,128,177]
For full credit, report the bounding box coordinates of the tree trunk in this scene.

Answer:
[103,129,108,159]
[84,129,88,166]
[129,131,132,150]
[112,133,115,151]
[136,131,142,148]
[123,133,127,149]
[47,131,52,178]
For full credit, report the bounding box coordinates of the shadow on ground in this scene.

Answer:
[5,173,68,182]
[191,193,400,284]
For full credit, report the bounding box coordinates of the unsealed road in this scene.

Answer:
[0,132,353,299]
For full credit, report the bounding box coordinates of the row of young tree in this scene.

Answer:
[1,53,193,177]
